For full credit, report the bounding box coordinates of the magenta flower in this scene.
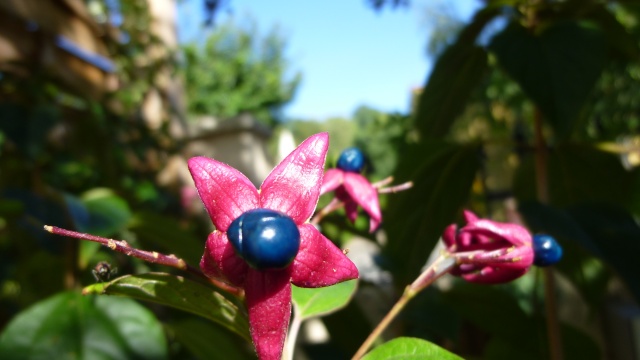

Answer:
[442,210,534,284]
[320,148,381,232]
[187,133,359,360]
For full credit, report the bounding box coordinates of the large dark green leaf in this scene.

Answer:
[83,272,250,341]
[415,9,498,139]
[442,283,601,359]
[519,201,611,310]
[0,291,167,360]
[361,337,463,360]
[568,204,640,302]
[489,21,607,138]
[384,141,481,286]
[514,144,639,210]
[167,318,250,360]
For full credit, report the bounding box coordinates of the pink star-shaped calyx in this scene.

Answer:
[321,168,382,232]
[188,132,359,360]
[443,210,534,284]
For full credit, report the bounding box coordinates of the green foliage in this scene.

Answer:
[166,318,251,360]
[353,106,413,179]
[83,273,251,341]
[384,141,481,285]
[0,291,168,359]
[182,18,301,126]
[489,21,607,139]
[292,280,358,319]
[362,337,462,360]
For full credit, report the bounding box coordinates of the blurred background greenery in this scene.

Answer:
[2,0,640,359]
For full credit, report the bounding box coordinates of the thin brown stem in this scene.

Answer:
[533,107,563,360]
[377,181,413,194]
[310,197,344,225]
[44,225,243,297]
[352,254,456,359]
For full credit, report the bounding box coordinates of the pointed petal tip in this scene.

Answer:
[260,133,329,224]
[463,209,479,223]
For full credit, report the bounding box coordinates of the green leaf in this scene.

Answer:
[416,8,498,139]
[519,201,611,311]
[361,337,463,360]
[489,21,607,138]
[0,291,167,360]
[568,204,640,302]
[385,141,481,286]
[291,280,357,319]
[443,283,602,359]
[80,188,132,237]
[83,272,251,341]
[514,144,639,210]
[167,318,250,360]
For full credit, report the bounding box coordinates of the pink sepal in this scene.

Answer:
[188,156,259,232]
[200,231,248,286]
[291,224,359,288]
[342,172,381,232]
[459,266,529,284]
[261,133,329,225]
[463,219,532,246]
[245,268,292,360]
[321,168,344,195]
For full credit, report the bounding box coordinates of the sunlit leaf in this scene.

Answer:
[83,272,250,341]
[292,279,357,319]
[0,291,167,359]
[361,337,462,360]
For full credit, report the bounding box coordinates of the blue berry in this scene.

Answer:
[337,147,365,173]
[227,208,300,270]
[533,234,563,267]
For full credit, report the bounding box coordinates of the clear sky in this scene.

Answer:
[177,0,480,120]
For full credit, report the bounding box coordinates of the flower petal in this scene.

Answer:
[260,133,329,224]
[244,268,292,360]
[463,210,479,223]
[457,245,534,270]
[460,266,529,284]
[344,198,359,224]
[463,219,532,246]
[200,231,248,286]
[188,156,259,232]
[342,172,382,232]
[291,224,359,287]
[320,168,344,194]
[442,224,458,249]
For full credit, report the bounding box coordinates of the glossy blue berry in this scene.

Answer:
[533,234,563,267]
[227,208,300,270]
[337,147,365,173]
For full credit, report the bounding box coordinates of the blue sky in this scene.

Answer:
[177,1,480,120]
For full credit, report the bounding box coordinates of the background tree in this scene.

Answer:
[181,18,301,126]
